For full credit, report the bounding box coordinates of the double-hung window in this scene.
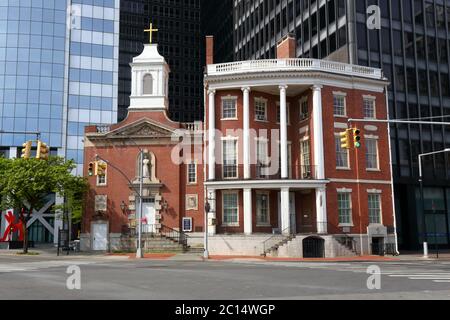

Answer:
[333,93,346,116]
[222,98,237,119]
[223,192,239,226]
[365,138,379,170]
[223,139,238,178]
[300,98,309,120]
[255,99,267,121]
[256,139,269,178]
[335,135,349,169]
[368,193,382,224]
[363,97,376,119]
[256,192,270,226]
[300,139,311,178]
[338,192,352,225]
[187,162,197,184]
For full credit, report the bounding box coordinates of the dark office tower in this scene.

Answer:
[118,0,203,122]
[209,0,450,250]
[201,0,234,63]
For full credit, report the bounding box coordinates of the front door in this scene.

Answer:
[277,192,296,234]
[142,198,156,233]
[92,223,107,251]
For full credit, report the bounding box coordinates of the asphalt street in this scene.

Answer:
[0,254,449,300]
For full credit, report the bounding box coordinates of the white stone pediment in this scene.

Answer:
[105,118,176,139]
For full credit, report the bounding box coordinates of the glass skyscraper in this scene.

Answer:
[0,0,120,242]
[206,0,450,250]
[0,0,119,175]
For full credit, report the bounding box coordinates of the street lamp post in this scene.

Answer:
[418,148,450,258]
[136,150,144,259]
[204,192,215,260]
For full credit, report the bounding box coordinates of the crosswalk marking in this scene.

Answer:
[0,260,98,273]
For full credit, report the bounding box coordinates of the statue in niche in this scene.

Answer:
[142,153,151,179]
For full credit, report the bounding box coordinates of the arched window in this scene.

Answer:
[143,74,153,95]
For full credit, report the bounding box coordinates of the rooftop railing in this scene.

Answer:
[207,58,384,80]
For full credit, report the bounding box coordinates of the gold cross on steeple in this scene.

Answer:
[144,22,158,44]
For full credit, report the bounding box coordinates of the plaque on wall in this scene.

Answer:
[95,195,107,212]
[186,194,198,211]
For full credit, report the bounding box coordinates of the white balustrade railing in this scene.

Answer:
[207,58,383,79]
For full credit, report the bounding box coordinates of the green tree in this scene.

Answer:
[0,156,88,253]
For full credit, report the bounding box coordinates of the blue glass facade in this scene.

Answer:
[0,0,119,175]
[0,0,67,147]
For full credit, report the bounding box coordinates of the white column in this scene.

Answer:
[208,90,216,180]
[312,85,325,179]
[312,85,327,233]
[316,188,328,234]
[242,87,251,179]
[137,71,143,96]
[131,70,137,95]
[279,85,288,179]
[207,189,217,235]
[243,189,252,235]
[280,188,290,234]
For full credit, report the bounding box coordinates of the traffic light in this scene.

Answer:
[88,162,96,177]
[36,140,49,160]
[340,129,352,149]
[97,161,107,177]
[353,128,361,149]
[21,141,32,159]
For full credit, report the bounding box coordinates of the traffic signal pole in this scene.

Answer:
[348,117,450,257]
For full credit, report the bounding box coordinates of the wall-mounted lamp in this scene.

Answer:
[120,201,129,214]
[160,198,169,212]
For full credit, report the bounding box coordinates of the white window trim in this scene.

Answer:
[221,96,238,120]
[222,190,240,227]
[254,97,268,122]
[368,192,383,225]
[256,191,271,227]
[334,133,350,170]
[365,137,380,171]
[363,95,377,120]
[299,96,309,121]
[96,173,107,186]
[337,191,354,227]
[333,92,347,117]
[221,136,239,179]
[187,161,197,185]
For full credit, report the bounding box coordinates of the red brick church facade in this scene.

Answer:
[81,37,397,257]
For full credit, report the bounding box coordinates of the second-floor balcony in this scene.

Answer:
[210,164,320,182]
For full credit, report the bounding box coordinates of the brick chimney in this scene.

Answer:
[277,34,296,59]
[206,36,214,65]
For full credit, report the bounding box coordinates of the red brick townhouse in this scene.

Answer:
[202,36,397,258]
[81,37,398,258]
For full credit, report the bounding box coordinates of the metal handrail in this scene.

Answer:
[160,224,189,249]
[262,227,294,255]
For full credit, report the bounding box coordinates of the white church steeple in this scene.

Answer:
[129,43,170,111]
